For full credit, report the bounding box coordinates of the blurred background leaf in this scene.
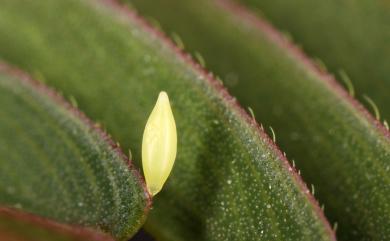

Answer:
[236,0,390,122]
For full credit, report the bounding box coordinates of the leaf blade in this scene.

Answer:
[0,63,150,240]
[237,0,390,122]
[0,207,114,241]
[0,0,335,240]
[126,0,390,240]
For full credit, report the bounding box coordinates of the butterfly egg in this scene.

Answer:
[142,91,177,196]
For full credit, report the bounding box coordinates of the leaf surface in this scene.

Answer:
[126,0,390,240]
[0,64,150,240]
[237,0,390,122]
[0,0,335,240]
[0,207,114,241]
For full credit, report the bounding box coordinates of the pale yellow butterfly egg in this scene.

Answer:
[142,91,177,196]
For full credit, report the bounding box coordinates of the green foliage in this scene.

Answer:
[0,208,113,241]
[0,0,389,240]
[126,0,390,240]
[0,0,335,240]
[0,64,149,240]
[237,0,390,122]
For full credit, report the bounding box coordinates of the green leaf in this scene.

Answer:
[0,207,114,241]
[0,0,335,240]
[0,63,150,240]
[237,0,390,122]
[124,0,390,240]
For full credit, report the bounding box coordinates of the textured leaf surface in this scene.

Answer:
[0,0,335,240]
[237,0,390,122]
[127,0,390,240]
[0,207,113,241]
[0,64,150,240]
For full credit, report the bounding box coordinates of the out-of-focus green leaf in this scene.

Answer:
[0,63,150,240]
[126,0,390,240]
[237,0,390,122]
[0,0,334,240]
[0,207,114,241]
